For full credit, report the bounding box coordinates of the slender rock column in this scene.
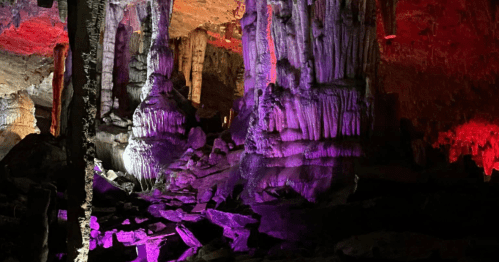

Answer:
[189,29,208,105]
[50,43,69,137]
[100,1,126,117]
[66,0,106,260]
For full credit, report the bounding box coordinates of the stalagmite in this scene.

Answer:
[100,1,126,118]
[50,43,68,137]
[123,0,187,191]
[189,29,208,104]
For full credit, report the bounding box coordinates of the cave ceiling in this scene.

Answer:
[0,0,243,95]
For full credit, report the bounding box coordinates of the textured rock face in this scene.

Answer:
[113,23,132,116]
[27,72,53,108]
[234,0,377,203]
[201,43,244,118]
[123,0,187,192]
[377,0,499,142]
[169,0,242,38]
[127,2,152,111]
[0,50,54,95]
[100,1,126,117]
[0,90,40,160]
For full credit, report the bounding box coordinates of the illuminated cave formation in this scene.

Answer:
[2,0,499,262]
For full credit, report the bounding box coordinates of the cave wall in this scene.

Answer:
[0,90,40,160]
[377,0,499,142]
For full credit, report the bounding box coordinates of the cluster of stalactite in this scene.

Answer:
[50,43,68,137]
[177,29,208,105]
[123,0,187,191]
[234,0,379,203]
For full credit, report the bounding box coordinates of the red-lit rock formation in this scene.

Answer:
[376,0,499,141]
[50,43,68,137]
[433,120,499,180]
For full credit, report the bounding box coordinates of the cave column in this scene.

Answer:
[50,43,69,137]
[189,29,208,105]
[124,0,186,191]
[66,0,106,261]
[100,1,126,118]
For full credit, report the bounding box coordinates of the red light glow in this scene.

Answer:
[0,16,68,56]
[433,120,499,176]
[207,31,243,54]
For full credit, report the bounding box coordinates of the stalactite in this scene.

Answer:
[58,0,67,22]
[378,0,398,39]
[189,29,208,105]
[60,46,72,138]
[100,1,125,118]
[50,43,68,137]
[178,35,192,89]
[123,0,186,191]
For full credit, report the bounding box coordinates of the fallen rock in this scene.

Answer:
[206,209,258,229]
[176,224,203,248]
[187,127,206,149]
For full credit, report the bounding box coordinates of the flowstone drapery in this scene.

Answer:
[123,0,186,192]
[235,0,378,203]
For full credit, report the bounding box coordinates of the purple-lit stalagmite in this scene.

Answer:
[234,0,378,203]
[123,0,186,191]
